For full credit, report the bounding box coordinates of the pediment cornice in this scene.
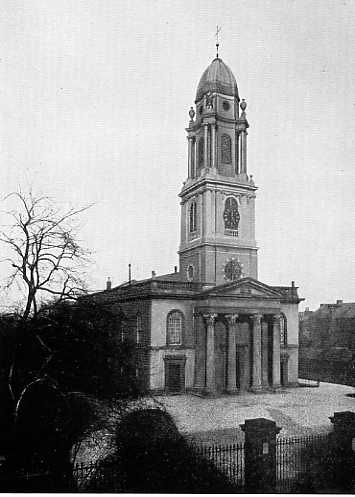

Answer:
[196,277,282,300]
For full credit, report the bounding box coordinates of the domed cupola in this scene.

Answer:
[195,57,239,103]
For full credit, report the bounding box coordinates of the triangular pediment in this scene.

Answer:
[199,277,282,299]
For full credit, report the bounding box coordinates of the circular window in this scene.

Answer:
[222,101,230,111]
[187,265,194,281]
[224,259,242,281]
[199,106,203,114]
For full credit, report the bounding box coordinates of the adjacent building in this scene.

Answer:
[91,55,303,395]
[299,300,355,384]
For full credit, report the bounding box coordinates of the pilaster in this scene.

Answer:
[203,123,208,169]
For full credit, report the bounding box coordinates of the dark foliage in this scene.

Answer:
[115,408,237,493]
[38,300,140,401]
[2,300,140,403]
[0,299,141,486]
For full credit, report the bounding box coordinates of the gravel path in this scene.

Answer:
[155,382,355,443]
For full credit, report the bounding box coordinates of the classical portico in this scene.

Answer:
[194,303,282,395]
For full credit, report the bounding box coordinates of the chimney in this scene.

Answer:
[106,277,112,291]
[152,270,156,278]
[128,263,131,284]
[305,306,310,312]
[336,300,343,305]
[174,266,178,273]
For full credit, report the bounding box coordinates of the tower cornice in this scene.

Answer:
[187,115,248,131]
[178,240,259,255]
[179,175,257,199]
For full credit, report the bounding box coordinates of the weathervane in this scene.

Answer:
[215,25,221,58]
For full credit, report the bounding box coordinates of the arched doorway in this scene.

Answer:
[214,320,227,393]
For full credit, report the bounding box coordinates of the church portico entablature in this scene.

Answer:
[195,308,280,321]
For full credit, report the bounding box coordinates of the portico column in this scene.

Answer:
[272,314,281,388]
[251,314,262,390]
[261,320,269,387]
[204,313,217,394]
[226,314,239,393]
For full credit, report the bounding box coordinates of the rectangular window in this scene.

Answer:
[136,314,143,344]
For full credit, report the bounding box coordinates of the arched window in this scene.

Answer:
[136,313,143,344]
[189,201,197,232]
[280,313,287,346]
[198,137,204,168]
[221,134,232,164]
[167,310,184,346]
[223,197,240,232]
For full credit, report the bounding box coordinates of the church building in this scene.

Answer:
[92,54,302,396]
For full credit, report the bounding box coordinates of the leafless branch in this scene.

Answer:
[0,188,92,320]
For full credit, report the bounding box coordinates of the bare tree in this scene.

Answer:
[0,189,92,403]
[1,189,91,321]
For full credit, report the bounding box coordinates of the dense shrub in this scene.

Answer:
[115,408,236,493]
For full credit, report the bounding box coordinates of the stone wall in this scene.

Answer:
[150,299,195,391]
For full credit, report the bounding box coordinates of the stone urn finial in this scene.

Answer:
[189,106,195,122]
[240,98,247,111]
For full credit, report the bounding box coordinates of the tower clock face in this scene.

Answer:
[224,259,242,281]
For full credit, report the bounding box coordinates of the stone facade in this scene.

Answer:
[89,56,302,396]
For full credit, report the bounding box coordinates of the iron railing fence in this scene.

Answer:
[276,433,331,493]
[189,441,245,488]
[190,433,333,493]
[0,433,335,493]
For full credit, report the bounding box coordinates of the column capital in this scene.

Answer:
[203,313,217,326]
[272,314,281,324]
[225,313,239,326]
[250,313,263,323]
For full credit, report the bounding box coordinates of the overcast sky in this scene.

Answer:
[1,0,355,311]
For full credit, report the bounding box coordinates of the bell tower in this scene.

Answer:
[178,56,258,285]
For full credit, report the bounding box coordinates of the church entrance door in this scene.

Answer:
[236,322,251,391]
[164,356,185,394]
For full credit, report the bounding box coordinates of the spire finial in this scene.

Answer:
[215,25,221,58]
